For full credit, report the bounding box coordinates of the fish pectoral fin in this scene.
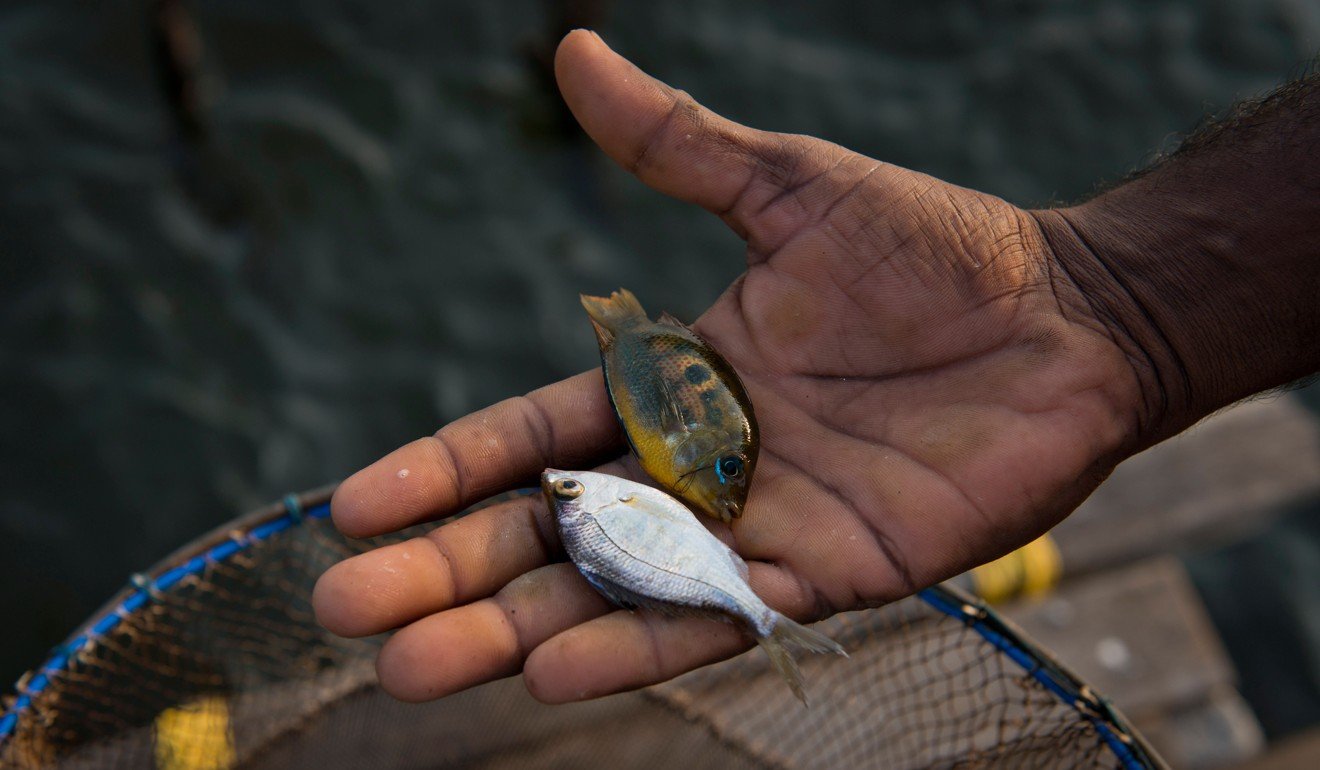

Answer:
[657,311,692,331]
[655,377,691,436]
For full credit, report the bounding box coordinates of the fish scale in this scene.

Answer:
[580,288,758,522]
[559,502,766,628]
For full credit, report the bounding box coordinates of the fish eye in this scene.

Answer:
[715,455,745,484]
[552,478,583,500]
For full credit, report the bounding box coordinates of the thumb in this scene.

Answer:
[554,30,819,238]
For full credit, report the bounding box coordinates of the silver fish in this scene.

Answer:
[541,469,846,703]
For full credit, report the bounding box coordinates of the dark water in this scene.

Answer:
[1,0,1316,709]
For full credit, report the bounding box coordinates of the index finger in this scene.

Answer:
[332,370,622,538]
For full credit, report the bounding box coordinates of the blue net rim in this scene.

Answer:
[0,484,1166,769]
[917,585,1165,769]
[0,485,334,745]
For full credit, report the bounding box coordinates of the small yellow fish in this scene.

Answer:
[581,289,758,522]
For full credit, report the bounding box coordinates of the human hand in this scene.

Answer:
[312,30,1149,704]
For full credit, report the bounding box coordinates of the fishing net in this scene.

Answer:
[1,487,1164,770]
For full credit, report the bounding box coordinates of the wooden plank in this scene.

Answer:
[1052,395,1320,575]
[1005,556,1232,712]
[1136,687,1265,769]
[1229,725,1320,770]
[1003,556,1264,767]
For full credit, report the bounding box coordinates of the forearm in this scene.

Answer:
[1033,74,1320,444]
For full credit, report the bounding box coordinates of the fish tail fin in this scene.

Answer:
[757,634,807,706]
[580,289,646,345]
[773,615,848,658]
[758,615,849,706]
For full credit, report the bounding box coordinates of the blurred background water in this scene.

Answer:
[1,0,1318,758]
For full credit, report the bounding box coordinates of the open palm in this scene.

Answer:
[313,31,1143,704]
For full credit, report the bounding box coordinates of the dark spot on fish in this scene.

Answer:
[706,407,723,421]
[685,364,710,385]
[700,390,718,404]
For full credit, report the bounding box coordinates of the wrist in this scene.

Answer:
[1029,206,1191,445]
[1033,175,1320,444]
[1036,76,1320,443]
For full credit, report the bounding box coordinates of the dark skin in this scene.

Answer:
[312,31,1320,703]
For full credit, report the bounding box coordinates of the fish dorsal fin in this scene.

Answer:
[657,311,692,331]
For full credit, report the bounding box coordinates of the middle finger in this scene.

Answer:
[375,562,612,702]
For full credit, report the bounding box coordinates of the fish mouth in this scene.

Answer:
[717,499,743,522]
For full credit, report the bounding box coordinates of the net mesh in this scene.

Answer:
[1,488,1162,770]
